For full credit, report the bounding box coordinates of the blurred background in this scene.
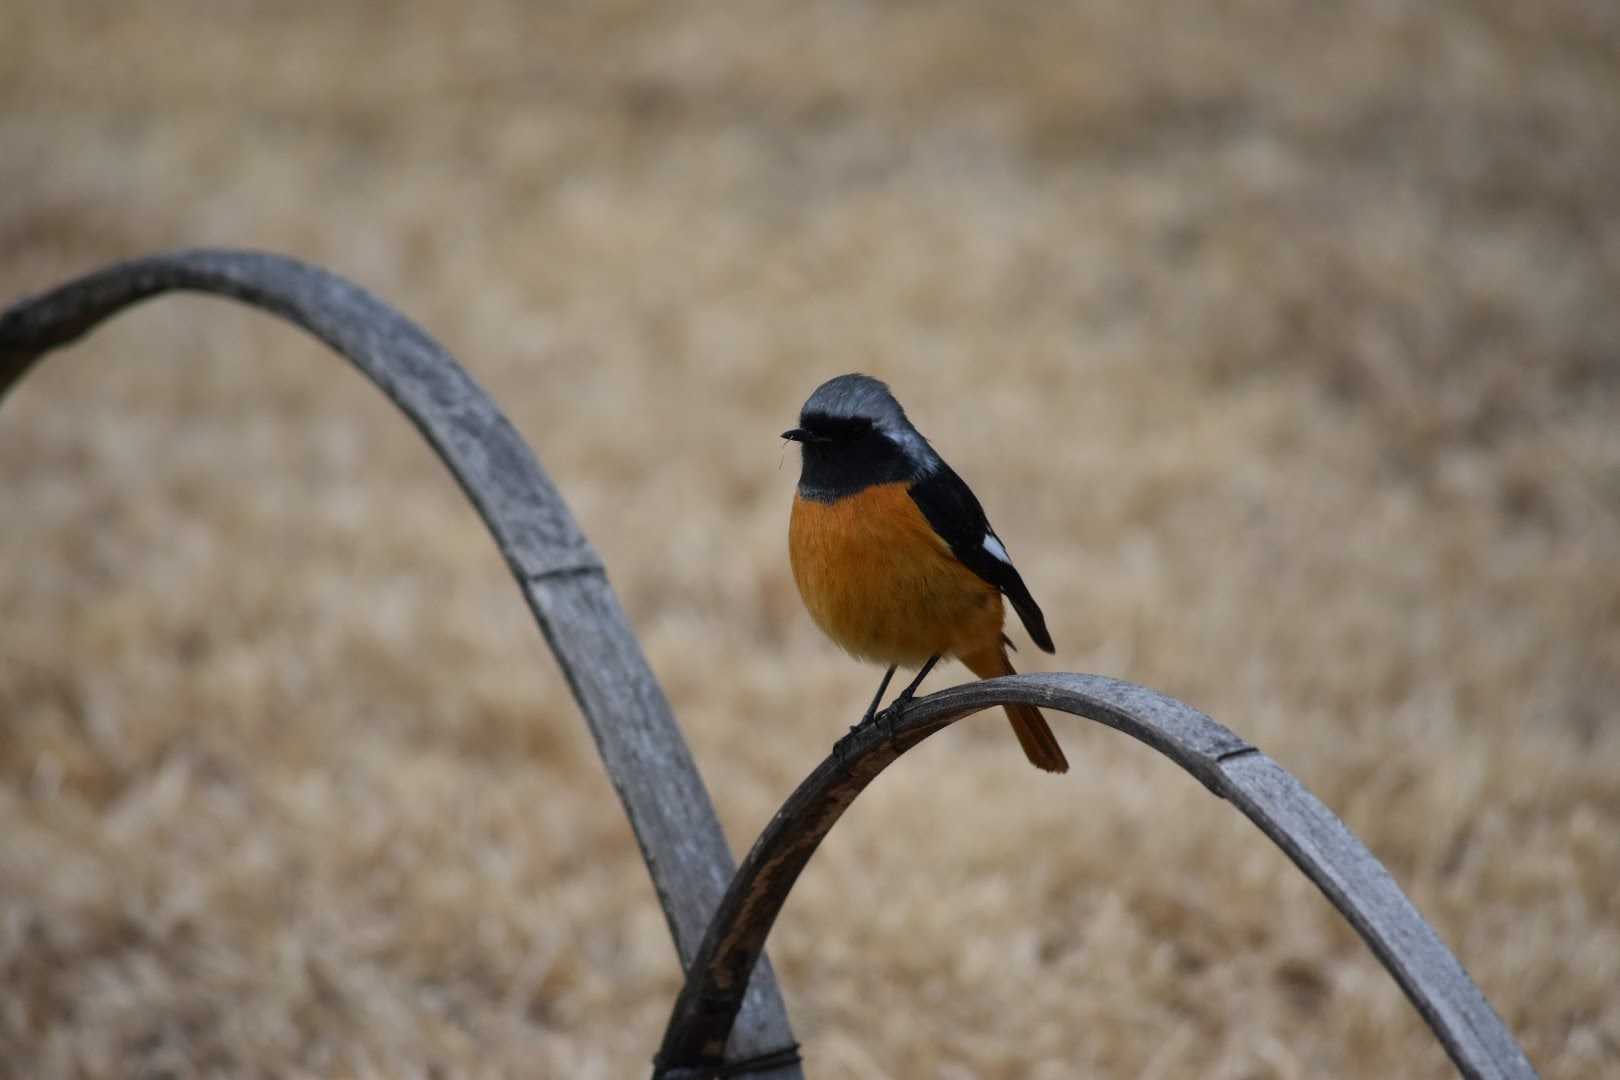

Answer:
[2,3,1617,1077]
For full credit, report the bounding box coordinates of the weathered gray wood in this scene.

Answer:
[0,250,801,1078]
[1219,753,1533,1080]
[655,672,1536,1080]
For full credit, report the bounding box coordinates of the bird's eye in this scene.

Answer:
[795,414,877,445]
[829,418,872,442]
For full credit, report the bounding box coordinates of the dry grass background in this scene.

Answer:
[3,2,1619,1077]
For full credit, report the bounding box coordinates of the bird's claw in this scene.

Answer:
[873,702,900,743]
[835,704,897,767]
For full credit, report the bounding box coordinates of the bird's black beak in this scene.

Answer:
[781,428,809,442]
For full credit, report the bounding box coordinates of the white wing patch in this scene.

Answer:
[982,532,1012,565]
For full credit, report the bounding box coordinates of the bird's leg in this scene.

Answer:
[874,654,941,739]
[859,665,898,728]
[835,664,898,766]
[892,654,941,708]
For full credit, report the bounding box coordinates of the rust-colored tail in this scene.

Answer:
[961,647,1069,774]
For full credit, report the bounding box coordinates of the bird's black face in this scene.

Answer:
[784,411,917,502]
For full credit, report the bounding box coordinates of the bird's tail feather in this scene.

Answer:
[961,647,1069,774]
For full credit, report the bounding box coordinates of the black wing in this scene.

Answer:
[908,463,1055,653]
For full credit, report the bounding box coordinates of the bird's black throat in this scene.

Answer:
[792,414,919,502]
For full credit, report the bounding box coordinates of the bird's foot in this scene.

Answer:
[879,684,923,727]
[834,703,888,767]
[872,702,902,744]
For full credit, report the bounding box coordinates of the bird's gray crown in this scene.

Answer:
[800,373,936,464]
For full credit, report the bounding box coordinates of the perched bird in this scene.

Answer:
[783,373,1068,773]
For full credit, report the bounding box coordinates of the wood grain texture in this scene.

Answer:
[654,672,1537,1080]
[0,249,801,1078]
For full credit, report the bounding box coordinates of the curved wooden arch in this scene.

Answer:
[0,249,803,1078]
[653,674,1537,1080]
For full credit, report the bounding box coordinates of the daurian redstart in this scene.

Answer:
[784,373,1068,773]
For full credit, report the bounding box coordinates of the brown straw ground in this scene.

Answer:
[2,4,1618,1077]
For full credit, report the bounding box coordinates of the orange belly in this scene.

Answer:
[789,482,1005,666]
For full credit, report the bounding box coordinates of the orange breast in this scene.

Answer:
[789,482,1005,665]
